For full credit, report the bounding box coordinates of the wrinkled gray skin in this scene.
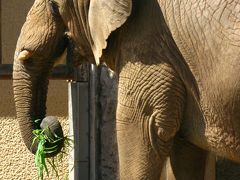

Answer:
[13,0,240,178]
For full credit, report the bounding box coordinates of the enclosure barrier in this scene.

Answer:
[0,64,74,80]
[68,63,99,180]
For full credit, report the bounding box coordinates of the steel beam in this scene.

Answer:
[0,64,74,80]
[68,64,99,180]
[69,81,90,180]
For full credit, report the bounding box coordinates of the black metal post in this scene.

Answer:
[68,63,90,180]
[89,64,98,180]
[0,1,2,65]
[68,63,99,180]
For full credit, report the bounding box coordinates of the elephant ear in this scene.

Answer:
[88,0,132,64]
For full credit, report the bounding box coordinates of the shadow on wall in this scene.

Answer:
[0,81,15,116]
[2,0,34,63]
[0,0,35,117]
[0,0,68,117]
[0,80,68,117]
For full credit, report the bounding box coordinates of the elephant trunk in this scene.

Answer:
[13,59,49,154]
[12,0,67,156]
[13,59,64,157]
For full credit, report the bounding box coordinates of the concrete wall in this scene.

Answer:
[0,1,69,179]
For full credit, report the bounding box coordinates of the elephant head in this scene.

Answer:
[13,0,132,156]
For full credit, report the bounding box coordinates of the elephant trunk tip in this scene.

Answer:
[40,116,64,139]
[27,116,65,157]
[40,116,65,157]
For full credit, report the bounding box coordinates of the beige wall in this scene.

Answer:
[0,1,69,179]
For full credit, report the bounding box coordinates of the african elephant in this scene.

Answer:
[13,0,240,179]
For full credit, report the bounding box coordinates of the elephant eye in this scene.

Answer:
[49,0,60,16]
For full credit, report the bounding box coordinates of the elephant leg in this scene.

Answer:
[170,135,209,180]
[116,62,186,180]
